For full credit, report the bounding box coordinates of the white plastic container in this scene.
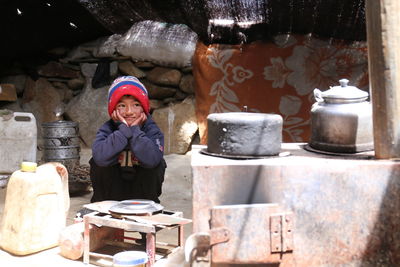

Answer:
[113,251,148,267]
[0,111,37,174]
[0,162,70,255]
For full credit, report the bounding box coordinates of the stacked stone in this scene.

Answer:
[0,36,198,155]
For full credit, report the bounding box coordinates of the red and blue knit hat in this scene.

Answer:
[107,76,150,116]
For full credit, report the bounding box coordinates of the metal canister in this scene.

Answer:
[309,79,373,153]
[42,120,80,169]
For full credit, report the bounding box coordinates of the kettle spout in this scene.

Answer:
[314,88,324,103]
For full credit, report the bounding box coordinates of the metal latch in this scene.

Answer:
[270,212,294,253]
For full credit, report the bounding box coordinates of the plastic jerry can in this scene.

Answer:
[0,111,37,174]
[0,162,70,255]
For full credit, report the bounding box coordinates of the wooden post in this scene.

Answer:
[365,0,400,159]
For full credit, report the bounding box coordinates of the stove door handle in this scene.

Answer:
[184,227,230,266]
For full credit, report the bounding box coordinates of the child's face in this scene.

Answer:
[115,95,144,124]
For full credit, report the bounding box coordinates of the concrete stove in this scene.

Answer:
[191,143,400,266]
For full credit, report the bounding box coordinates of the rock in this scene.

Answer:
[0,84,17,101]
[116,21,197,68]
[61,48,91,63]
[62,38,105,62]
[174,89,188,101]
[47,46,69,57]
[179,74,195,94]
[181,66,193,73]
[51,81,69,90]
[163,97,178,105]
[118,60,146,78]
[149,99,164,111]
[81,62,117,85]
[68,77,85,91]
[65,83,109,147]
[110,61,119,78]
[152,96,198,154]
[147,67,182,87]
[0,74,27,95]
[142,80,177,100]
[37,61,80,79]
[80,63,98,79]
[21,78,63,144]
[135,61,155,69]
[62,63,81,71]
[72,90,83,96]
[93,34,122,58]
[46,77,70,83]
[51,82,74,102]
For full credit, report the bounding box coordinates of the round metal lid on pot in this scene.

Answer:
[315,79,369,103]
[41,120,78,127]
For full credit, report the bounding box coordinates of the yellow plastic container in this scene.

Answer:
[0,162,70,255]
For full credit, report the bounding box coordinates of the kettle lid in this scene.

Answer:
[320,79,368,101]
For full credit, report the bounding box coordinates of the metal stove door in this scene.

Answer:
[185,203,294,265]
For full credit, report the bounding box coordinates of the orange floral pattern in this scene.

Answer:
[193,34,369,144]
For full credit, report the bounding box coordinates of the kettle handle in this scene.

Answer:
[314,89,324,103]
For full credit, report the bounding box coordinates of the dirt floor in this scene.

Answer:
[0,148,192,266]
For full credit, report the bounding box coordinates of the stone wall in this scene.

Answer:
[0,37,199,155]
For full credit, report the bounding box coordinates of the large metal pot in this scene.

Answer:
[309,79,373,153]
[207,112,283,157]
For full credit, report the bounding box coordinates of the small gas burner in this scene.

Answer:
[109,199,164,217]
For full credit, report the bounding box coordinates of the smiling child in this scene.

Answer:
[89,76,166,203]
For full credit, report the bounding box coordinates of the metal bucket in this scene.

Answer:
[42,120,80,169]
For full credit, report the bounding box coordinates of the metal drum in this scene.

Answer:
[42,120,80,169]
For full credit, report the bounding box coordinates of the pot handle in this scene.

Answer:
[314,88,324,103]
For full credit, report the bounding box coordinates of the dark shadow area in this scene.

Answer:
[361,165,400,265]
[0,0,111,62]
[0,0,366,62]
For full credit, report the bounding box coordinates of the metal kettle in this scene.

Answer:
[309,79,373,153]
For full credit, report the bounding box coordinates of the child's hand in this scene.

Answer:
[111,110,118,122]
[130,112,147,127]
[112,110,128,126]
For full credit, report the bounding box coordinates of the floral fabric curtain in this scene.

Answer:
[193,34,369,143]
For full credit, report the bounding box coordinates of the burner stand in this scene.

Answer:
[83,210,187,266]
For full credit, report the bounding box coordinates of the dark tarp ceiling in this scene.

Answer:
[0,0,110,62]
[0,0,366,62]
[79,0,366,43]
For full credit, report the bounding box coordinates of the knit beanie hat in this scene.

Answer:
[107,76,150,116]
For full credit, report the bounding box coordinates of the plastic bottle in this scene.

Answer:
[0,162,70,255]
[0,111,37,174]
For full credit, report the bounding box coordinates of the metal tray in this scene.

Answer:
[200,148,290,160]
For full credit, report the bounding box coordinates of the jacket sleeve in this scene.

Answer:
[128,118,164,168]
[92,121,131,166]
